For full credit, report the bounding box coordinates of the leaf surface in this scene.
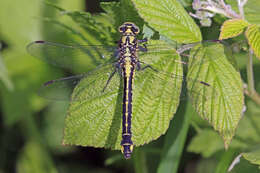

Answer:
[242,148,260,168]
[187,42,244,147]
[63,40,183,150]
[219,19,249,40]
[187,129,224,157]
[246,24,260,59]
[131,0,202,43]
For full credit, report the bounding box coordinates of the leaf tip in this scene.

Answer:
[223,135,233,149]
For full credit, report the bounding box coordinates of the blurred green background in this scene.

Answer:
[0,1,117,173]
[1,0,260,173]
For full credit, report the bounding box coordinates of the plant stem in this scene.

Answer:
[245,49,260,105]
[237,0,248,19]
[247,49,255,93]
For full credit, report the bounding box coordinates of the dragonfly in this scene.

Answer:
[27,22,217,159]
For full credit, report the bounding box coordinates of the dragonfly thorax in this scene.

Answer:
[118,34,139,67]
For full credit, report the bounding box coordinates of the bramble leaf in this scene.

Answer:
[242,148,260,168]
[63,40,183,150]
[219,19,249,40]
[187,129,224,157]
[187,42,244,148]
[245,24,260,59]
[131,0,202,43]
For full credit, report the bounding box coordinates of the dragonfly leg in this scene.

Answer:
[138,45,147,52]
[113,49,120,59]
[138,38,148,52]
[102,68,117,92]
[138,38,148,43]
[138,63,158,72]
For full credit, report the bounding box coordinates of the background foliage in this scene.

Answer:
[0,0,260,173]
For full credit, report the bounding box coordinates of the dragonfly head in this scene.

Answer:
[118,22,139,35]
[121,144,134,159]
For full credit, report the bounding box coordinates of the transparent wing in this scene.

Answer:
[138,40,228,65]
[136,63,212,102]
[27,40,228,72]
[38,63,121,102]
[27,41,117,71]
[137,43,214,103]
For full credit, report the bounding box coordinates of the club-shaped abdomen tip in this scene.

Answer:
[121,144,134,159]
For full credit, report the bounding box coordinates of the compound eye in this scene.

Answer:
[132,26,139,34]
[119,26,126,33]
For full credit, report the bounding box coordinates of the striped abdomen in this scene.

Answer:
[121,61,135,159]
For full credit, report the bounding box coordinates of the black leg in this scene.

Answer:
[138,45,147,52]
[138,64,158,72]
[138,38,148,43]
[138,38,148,52]
[102,69,117,92]
[113,49,120,59]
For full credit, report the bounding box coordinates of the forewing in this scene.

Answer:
[27,41,117,72]
[138,40,216,102]
[138,40,228,65]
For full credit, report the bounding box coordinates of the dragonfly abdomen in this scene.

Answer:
[121,61,135,159]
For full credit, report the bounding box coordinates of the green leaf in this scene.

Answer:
[131,0,202,43]
[157,101,192,173]
[177,0,193,7]
[0,53,13,90]
[244,0,260,25]
[63,40,183,150]
[43,3,120,74]
[215,149,238,173]
[242,148,260,168]
[17,141,58,173]
[45,3,115,45]
[187,42,244,148]
[101,0,145,32]
[188,100,260,157]
[187,129,224,157]
[219,19,249,40]
[229,157,260,173]
[231,100,260,149]
[245,24,260,59]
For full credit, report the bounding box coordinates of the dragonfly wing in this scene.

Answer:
[38,63,121,102]
[136,63,213,101]
[138,44,215,102]
[138,40,228,65]
[27,41,117,71]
